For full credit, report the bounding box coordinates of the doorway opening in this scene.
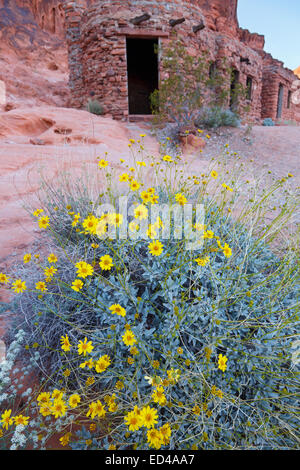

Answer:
[277,84,284,118]
[246,76,253,101]
[230,69,240,111]
[126,38,158,115]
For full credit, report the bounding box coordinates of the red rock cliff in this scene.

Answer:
[0,0,65,38]
[196,0,238,35]
[0,0,70,108]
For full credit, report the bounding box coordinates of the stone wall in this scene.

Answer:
[260,51,297,122]
[63,0,264,121]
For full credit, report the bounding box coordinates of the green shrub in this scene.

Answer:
[262,118,275,127]
[87,99,104,116]
[150,38,248,131]
[194,107,241,129]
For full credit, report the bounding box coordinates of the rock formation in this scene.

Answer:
[0,0,70,109]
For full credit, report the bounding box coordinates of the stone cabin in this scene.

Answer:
[62,0,299,122]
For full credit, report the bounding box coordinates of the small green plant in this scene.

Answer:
[87,99,104,116]
[262,118,275,126]
[194,106,240,129]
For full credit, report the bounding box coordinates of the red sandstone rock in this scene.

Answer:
[0,0,70,109]
[0,106,159,265]
[179,133,207,152]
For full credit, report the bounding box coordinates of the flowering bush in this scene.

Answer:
[0,138,299,450]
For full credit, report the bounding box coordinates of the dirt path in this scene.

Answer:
[199,125,300,183]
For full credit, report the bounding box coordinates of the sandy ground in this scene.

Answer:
[198,124,300,181]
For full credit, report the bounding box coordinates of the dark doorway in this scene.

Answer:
[277,84,284,118]
[246,76,253,101]
[126,38,158,115]
[287,90,292,109]
[230,69,240,111]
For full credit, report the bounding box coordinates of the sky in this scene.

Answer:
[237,0,300,70]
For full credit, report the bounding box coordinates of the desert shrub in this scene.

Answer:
[194,107,241,129]
[87,99,104,116]
[1,140,299,450]
[262,118,275,127]
[150,37,249,134]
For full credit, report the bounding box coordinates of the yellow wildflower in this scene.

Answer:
[124,410,142,431]
[130,180,140,191]
[12,279,26,293]
[48,253,57,263]
[23,253,31,264]
[0,273,10,284]
[98,159,108,168]
[44,266,57,278]
[108,213,123,227]
[75,261,94,279]
[195,256,209,266]
[147,428,163,449]
[13,415,29,426]
[86,400,106,419]
[218,353,228,372]
[71,279,84,292]
[119,173,129,182]
[51,398,67,419]
[72,213,81,227]
[99,254,114,271]
[160,423,171,445]
[175,193,187,206]
[60,334,72,352]
[134,204,148,220]
[109,304,126,317]
[148,240,163,257]
[77,337,94,356]
[0,410,13,430]
[223,243,232,258]
[38,216,50,229]
[122,329,137,347]
[152,386,167,406]
[36,281,47,292]
[140,406,158,429]
[69,394,81,408]
[82,215,99,235]
[60,432,71,447]
[33,209,43,217]
[94,355,111,373]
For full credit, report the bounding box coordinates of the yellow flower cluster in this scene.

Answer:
[124,405,171,449]
[37,390,70,418]
[0,409,29,430]
[86,400,106,419]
